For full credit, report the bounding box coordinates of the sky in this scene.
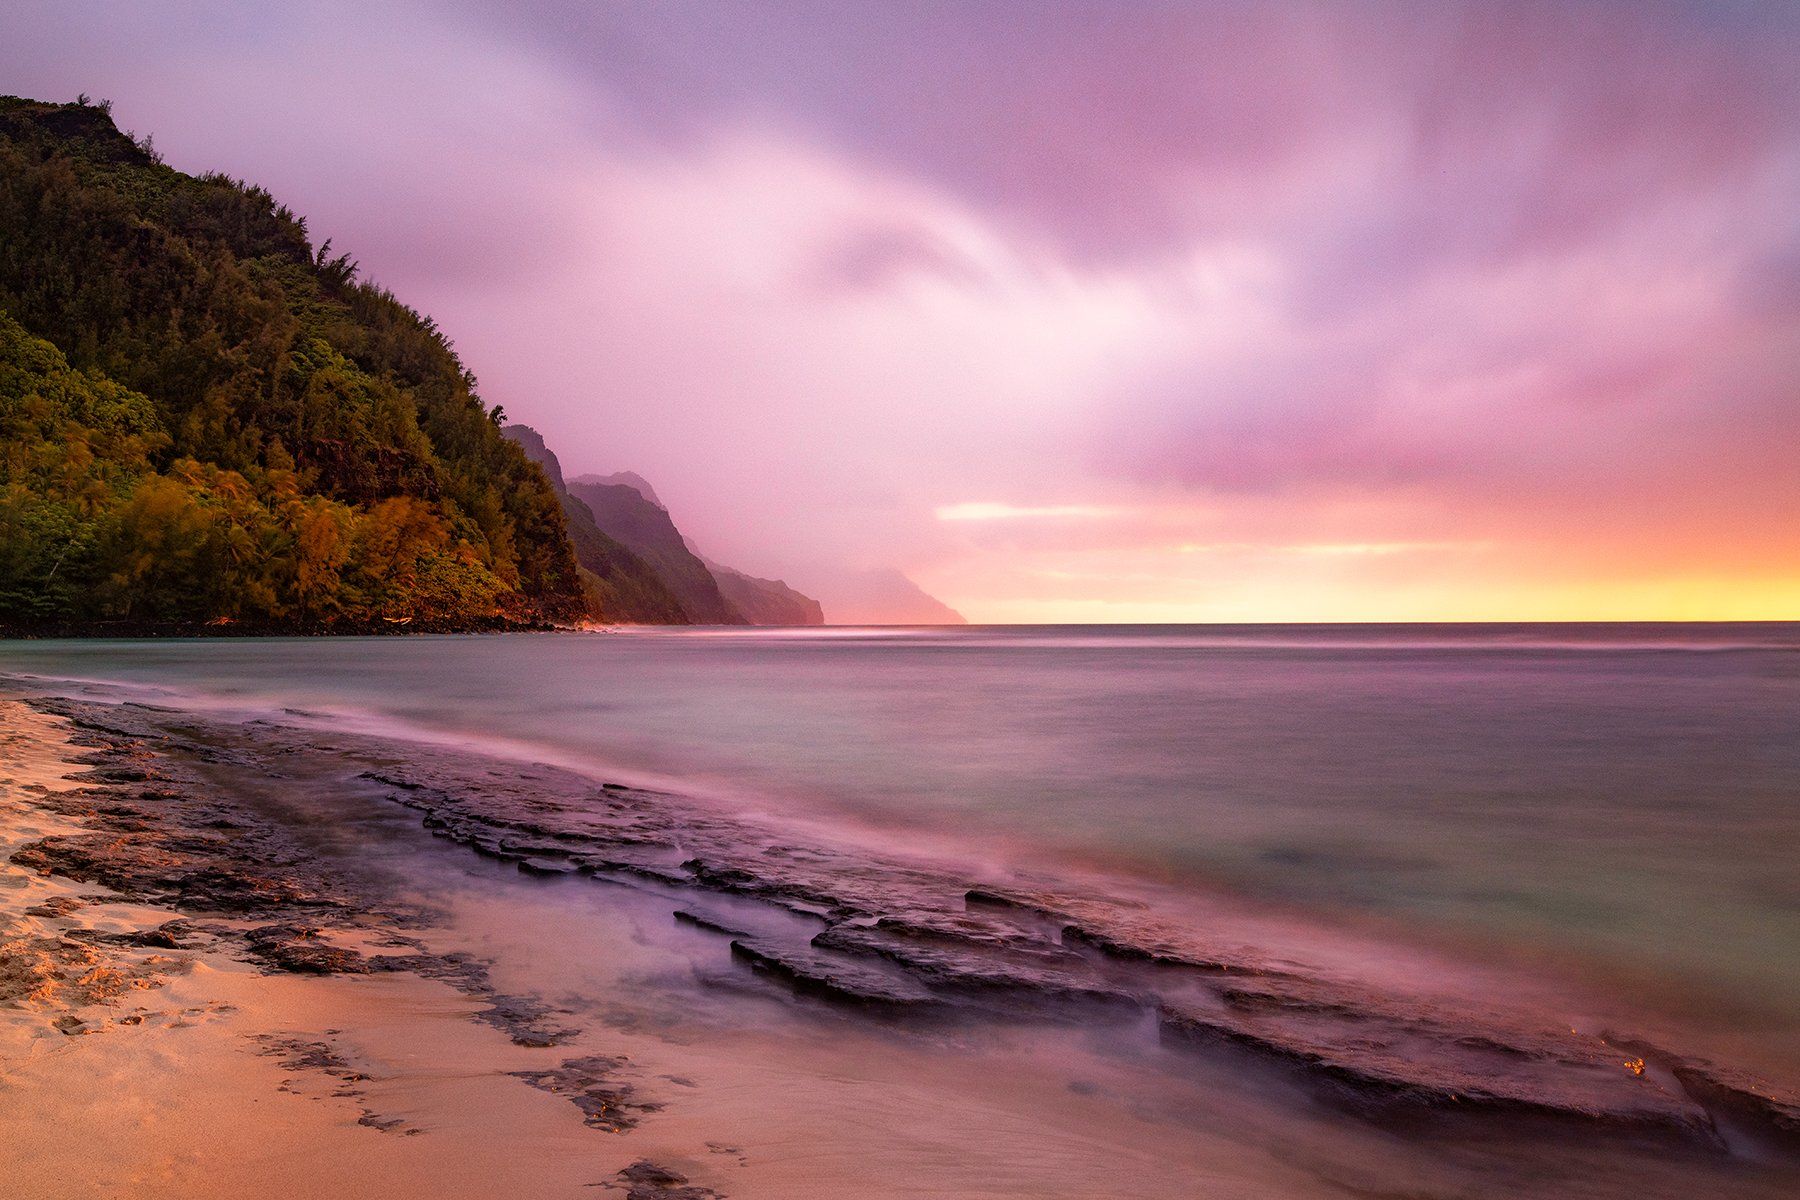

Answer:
[6,1,1800,621]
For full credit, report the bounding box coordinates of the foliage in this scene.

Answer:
[0,96,596,630]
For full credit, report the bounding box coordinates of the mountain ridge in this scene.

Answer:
[0,94,961,633]
[566,451,960,626]
[0,95,585,632]
[560,476,743,624]
[571,460,825,626]
[808,568,966,626]
[500,424,690,624]
[706,560,825,626]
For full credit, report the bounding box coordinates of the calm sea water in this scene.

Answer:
[5,623,1798,1026]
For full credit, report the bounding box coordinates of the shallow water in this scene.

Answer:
[7,627,1800,1196]
[22,690,1787,1199]
[3,623,1797,1046]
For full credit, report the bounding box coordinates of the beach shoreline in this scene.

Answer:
[2,685,1797,1199]
[0,696,728,1199]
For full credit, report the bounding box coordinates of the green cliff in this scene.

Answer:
[0,95,591,631]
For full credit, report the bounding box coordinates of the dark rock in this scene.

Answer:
[23,895,87,919]
[12,830,333,914]
[29,693,1800,1161]
[244,924,369,975]
[516,856,579,876]
[610,1160,721,1200]
[509,1055,662,1133]
[252,1035,413,1134]
[727,938,939,1009]
[68,920,195,950]
[810,922,1141,1016]
[1156,998,1715,1140]
[671,909,752,937]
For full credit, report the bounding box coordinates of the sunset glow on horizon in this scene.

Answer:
[9,1,1798,623]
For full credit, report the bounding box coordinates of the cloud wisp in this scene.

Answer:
[6,1,1799,619]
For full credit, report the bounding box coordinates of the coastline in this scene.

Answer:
[2,684,1797,1198]
[0,696,697,1198]
[0,618,572,640]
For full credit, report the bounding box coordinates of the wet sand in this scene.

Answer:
[0,700,630,1198]
[2,688,1796,1199]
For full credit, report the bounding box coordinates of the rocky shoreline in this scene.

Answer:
[0,694,721,1198]
[3,685,1798,1197]
[348,715,1795,1150]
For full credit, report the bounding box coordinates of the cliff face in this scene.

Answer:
[506,427,829,627]
[583,470,664,510]
[707,562,826,626]
[501,423,568,493]
[0,96,586,632]
[564,477,745,625]
[501,426,688,624]
[573,471,827,627]
[807,569,966,626]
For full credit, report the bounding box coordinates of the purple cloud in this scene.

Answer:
[5,0,1799,618]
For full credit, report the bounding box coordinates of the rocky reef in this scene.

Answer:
[11,693,1799,1165]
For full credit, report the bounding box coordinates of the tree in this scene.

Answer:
[0,95,595,630]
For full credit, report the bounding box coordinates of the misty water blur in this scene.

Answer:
[4,623,1797,1049]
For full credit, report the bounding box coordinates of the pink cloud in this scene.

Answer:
[6,1,1800,618]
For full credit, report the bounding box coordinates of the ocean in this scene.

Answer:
[6,623,1800,1194]
[5,624,1796,1026]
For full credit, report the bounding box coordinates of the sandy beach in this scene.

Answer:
[6,7,1800,1194]
[0,698,661,1198]
[2,684,1796,1200]
[0,692,1327,1200]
